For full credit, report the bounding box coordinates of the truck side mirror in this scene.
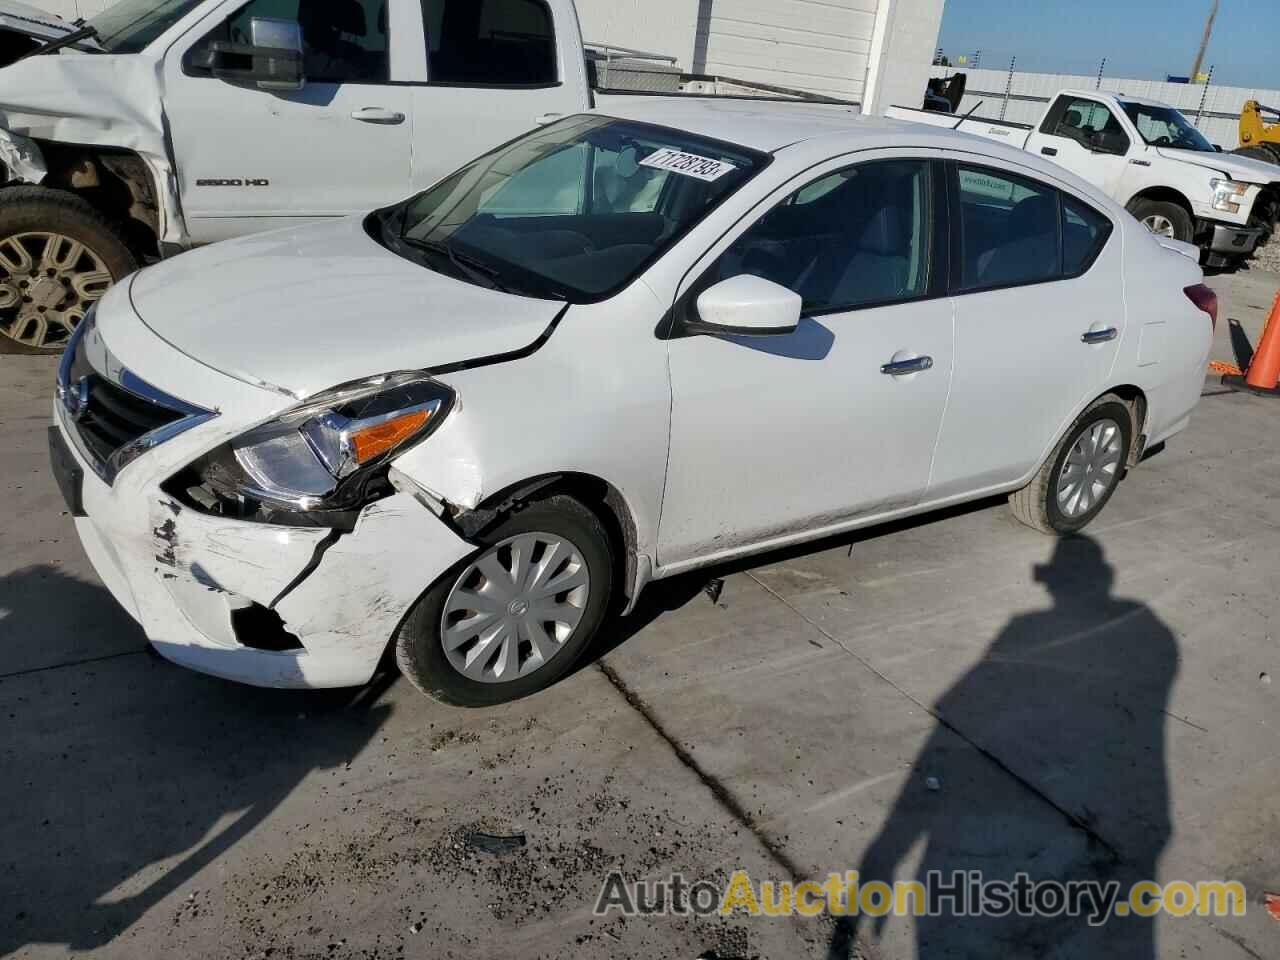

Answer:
[207,18,306,92]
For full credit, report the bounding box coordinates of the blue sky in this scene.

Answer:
[937,0,1276,87]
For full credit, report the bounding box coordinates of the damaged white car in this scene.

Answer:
[51,106,1214,705]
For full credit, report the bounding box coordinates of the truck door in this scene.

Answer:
[162,0,415,243]
[406,0,587,193]
[1025,95,1132,197]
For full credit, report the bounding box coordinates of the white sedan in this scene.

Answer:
[50,103,1215,705]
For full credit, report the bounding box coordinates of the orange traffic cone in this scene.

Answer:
[1224,289,1280,396]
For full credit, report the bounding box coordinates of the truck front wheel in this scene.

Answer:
[1128,198,1194,243]
[0,186,138,355]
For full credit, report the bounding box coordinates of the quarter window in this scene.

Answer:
[707,159,932,313]
[423,0,557,86]
[1062,195,1112,275]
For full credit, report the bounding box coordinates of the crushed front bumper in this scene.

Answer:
[52,405,475,690]
[1205,220,1264,256]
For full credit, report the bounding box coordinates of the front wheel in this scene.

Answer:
[395,494,615,706]
[0,186,138,355]
[1009,398,1133,535]
[1128,198,1194,243]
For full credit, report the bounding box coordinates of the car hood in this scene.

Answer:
[1155,147,1280,184]
[129,217,566,399]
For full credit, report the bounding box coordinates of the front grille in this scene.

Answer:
[57,309,217,484]
[75,377,187,467]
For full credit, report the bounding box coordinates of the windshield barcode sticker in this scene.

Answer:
[640,148,737,182]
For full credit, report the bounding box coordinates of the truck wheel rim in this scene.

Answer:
[1141,214,1176,238]
[0,232,113,350]
[440,532,591,684]
[1057,419,1123,518]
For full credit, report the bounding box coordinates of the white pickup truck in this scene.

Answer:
[889,89,1280,270]
[0,0,857,354]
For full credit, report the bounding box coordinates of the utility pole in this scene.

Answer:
[1189,0,1219,81]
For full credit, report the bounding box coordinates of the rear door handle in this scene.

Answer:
[881,355,934,376]
[351,107,405,125]
[1081,328,1118,344]
[1040,146,1058,156]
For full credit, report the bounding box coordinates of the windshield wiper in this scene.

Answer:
[23,24,103,59]
[399,236,515,293]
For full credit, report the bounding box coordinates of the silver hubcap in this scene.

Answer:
[0,232,113,350]
[1057,418,1123,518]
[441,532,591,684]
[1141,214,1176,238]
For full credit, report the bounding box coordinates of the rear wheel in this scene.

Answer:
[395,495,614,706]
[0,187,137,355]
[1128,198,1194,243]
[1010,398,1133,535]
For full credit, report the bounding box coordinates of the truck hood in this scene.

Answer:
[1154,147,1280,185]
[128,217,566,399]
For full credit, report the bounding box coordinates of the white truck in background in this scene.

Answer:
[0,0,855,354]
[889,89,1280,270]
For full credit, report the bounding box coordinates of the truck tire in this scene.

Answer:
[0,186,138,355]
[1234,144,1280,167]
[1128,198,1194,243]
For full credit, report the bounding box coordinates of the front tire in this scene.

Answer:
[0,186,138,355]
[1128,198,1194,244]
[395,494,614,707]
[1010,398,1133,535]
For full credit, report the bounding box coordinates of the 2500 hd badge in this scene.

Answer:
[195,178,271,187]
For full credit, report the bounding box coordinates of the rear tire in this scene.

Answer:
[0,186,138,355]
[1010,398,1133,535]
[395,495,614,707]
[1128,198,1194,243]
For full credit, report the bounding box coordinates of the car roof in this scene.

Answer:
[595,97,932,153]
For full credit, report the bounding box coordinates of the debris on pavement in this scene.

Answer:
[464,831,528,856]
[704,578,725,605]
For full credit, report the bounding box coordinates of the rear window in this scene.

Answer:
[423,0,557,86]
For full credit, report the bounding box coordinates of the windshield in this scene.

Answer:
[87,0,206,54]
[377,115,767,303]
[1120,102,1215,153]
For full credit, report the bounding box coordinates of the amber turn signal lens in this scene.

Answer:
[349,408,433,464]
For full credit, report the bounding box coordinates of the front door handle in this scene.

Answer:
[1081,327,1118,344]
[351,107,405,125]
[1040,146,1058,156]
[881,355,934,376]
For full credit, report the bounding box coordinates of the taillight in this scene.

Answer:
[1184,284,1218,330]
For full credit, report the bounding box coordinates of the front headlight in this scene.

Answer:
[192,373,455,514]
[1210,178,1250,214]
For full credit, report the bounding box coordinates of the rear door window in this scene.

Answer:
[423,0,557,86]
[955,165,1061,290]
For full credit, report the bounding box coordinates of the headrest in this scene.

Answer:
[1064,109,1083,129]
[302,1,366,37]
[858,204,908,256]
[1009,194,1058,237]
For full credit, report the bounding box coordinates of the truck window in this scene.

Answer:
[422,0,557,86]
[955,165,1060,291]
[1048,97,1130,154]
[192,0,390,83]
[89,0,207,53]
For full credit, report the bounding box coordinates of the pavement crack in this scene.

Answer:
[0,648,147,681]
[744,570,1123,865]
[594,659,807,883]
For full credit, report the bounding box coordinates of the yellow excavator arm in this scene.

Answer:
[1238,101,1280,164]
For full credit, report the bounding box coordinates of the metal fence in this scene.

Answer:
[928,64,1280,150]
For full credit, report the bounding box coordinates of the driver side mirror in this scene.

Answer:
[206,18,305,92]
[1086,130,1128,156]
[687,275,802,338]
